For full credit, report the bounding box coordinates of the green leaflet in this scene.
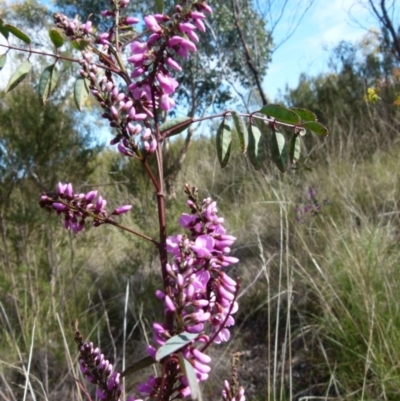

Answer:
[270,130,288,172]
[39,65,59,104]
[155,332,199,361]
[216,119,232,168]
[301,121,329,136]
[231,111,248,153]
[5,60,31,93]
[260,104,300,125]
[248,124,263,170]
[74,77,90,111]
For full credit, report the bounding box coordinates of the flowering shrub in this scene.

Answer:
[0,0,328,399]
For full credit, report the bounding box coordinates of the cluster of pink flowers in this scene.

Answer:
[39,182,132,233]
[222,380,246,401]
[54,1,212,159]
[53,12,92,40]
[134,196,240,398]
[127,3,212,112]
[79,341,124,401]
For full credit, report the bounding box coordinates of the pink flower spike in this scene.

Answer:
[177,47,189,58]
[130,41,148,53]
[192,348,212,364]
[179,22,196,33]
[191,358,211,374]
[135,113,148,120]
[57,182,67,195]
[164,295,176,312]
[160,94,175,111]
[66,183,73,198]
[147,33,161,45]
[190,11,206,20]
[186,30,199,43]
[112,205,132,215]
[144,15,162,33]
[125,16,139,25]
[149,138,157,153]
[82,20,92,34]
[53,203,67,212]
[166,57,182,71]
[96,388,107,400]
[202,4,213,13]
[168,35,183,47]
[181,39,197,52]
[194,18,206,32]
[85,190,98,202]
[157,73,179,95]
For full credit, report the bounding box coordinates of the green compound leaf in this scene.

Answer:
[248,124,263,170]
[159,117,192,136]
[216,120,232,168]
[301,121,329,136]
[156,332,199,362]
[155,0,164,13]
[270,130,288,173]
[5,60,31,93]
[231,111,248,153]
[39,65,59,104]
[0,19,9,39]
[74,76,90,111]
[289,134,301,164]
[291,107,317,122]
[178,354,203,401]
[0,53,6,71]
[49,28,64,48]
[3,23,31,44]
[260,104,301,125]
[121,356,155,378]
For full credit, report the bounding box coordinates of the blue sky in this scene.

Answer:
[264,0,377,100]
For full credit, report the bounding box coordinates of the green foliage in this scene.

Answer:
[5,59,31,93]
[38,64,59,104]
[231,111,248,153]
[3,22,31,43]
[73,76,90,111]
[216,119,232,168]
[48,27,64,48]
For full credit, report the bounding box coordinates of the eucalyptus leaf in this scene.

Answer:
[216,120,232,168]
[248,124,263,170]
[260,104,300,125]
[39,65,59,104]
[301,121,329,136]
[231,111,248,153]
[270,130,288,172]
[5,60,31,93]
[178,354,202,401]
[288,134,301,164]
[49,28,64,48]
[3,23,31,44]
[74,77,90,111]
[121,356,155,378]
[159,117,192,136]
[155,332,199,362]
[291,107,317,122]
